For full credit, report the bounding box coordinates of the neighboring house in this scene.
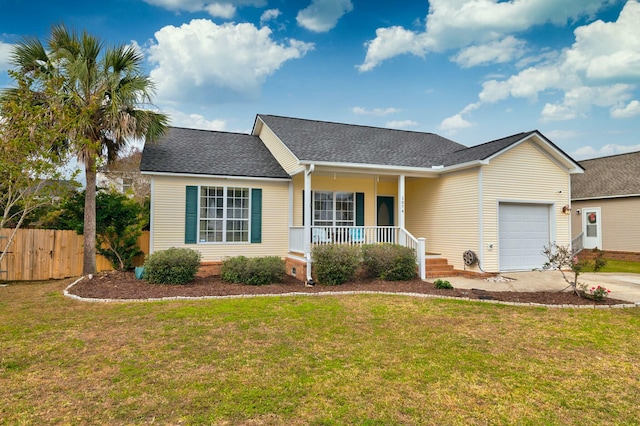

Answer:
[140,114,583,282]
[97,170,150,200]
[571,151,640,259]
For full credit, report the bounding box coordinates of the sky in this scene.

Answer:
[1,0,639,161]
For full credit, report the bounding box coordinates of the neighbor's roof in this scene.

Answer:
[572,151,640,200]
[255,114,466,168]
[140,127,290,179]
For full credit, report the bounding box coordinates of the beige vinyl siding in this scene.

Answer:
[571,198,640,252]
[256,122,300,174]
[406,171,479,270]
[482,141,571,271]
[151,175,289,262]
[292,173,377,226]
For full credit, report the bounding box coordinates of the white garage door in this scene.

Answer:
[499,203,550,271]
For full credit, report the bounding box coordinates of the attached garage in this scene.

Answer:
[498,203,552,271]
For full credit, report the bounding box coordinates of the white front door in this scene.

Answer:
[582,207,602,249]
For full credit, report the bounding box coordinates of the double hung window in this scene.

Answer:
[199,186,249,243]
[313,191,355,227]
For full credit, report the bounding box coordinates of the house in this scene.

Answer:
[571,151,640,261]
[97,149,150,202]
[140,114,583,282]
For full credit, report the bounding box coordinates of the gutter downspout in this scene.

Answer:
[304,164,315,285]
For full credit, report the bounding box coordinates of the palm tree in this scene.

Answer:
[8,24,168,276]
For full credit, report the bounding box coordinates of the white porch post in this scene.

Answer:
[304,165,314,283]
[418,237,426,280]
[398,174,405,229]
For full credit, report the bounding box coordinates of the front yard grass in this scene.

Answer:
[583,259,640,274]
[1,279,640,425]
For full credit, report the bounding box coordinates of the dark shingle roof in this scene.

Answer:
[572,151,640,199]
[440,132,535,166]
[257,114,466,168]
[140,127,290,179]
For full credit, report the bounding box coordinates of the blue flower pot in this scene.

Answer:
[135,266,145,280]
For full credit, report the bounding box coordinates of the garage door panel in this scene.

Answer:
[499,203,550,271]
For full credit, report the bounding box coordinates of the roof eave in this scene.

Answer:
[140,170,291,182]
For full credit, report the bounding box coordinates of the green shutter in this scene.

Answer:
[251,188,262,243]
[356,192,365,226]
[185,186,198,244]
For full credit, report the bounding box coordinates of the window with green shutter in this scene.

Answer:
[185,185,262,244]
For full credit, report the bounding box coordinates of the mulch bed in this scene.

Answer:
[67,270,629,306]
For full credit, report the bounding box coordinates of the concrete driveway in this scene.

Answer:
[442,270,640,303]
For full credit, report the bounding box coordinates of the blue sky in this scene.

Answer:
[1,0,639,160]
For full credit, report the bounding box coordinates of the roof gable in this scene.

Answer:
[572,151,640,199]
[140,127,290,179]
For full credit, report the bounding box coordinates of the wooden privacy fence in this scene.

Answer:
[0,228,150,281]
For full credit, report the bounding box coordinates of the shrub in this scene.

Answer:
[221,256,285,285]
[362,244,417,281]
[144,247,201,285]
[434,279,453,289]
[220,256,248,283]
[592,247,607,272]
[313,244,360,285]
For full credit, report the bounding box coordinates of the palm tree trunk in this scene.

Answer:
[83,156,97,276]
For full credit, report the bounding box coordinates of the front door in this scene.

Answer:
[377,196,395,243]
[377,196,394,226]
[582,207,602,249]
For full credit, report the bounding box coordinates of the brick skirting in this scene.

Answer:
[578,250,640,263]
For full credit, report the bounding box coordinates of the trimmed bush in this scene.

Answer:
[221,256,285,286]
[143,247,201,285]
[434,279,453,289]
[362,244,417,281]
[312,244,360,285]
[220,256,248,283]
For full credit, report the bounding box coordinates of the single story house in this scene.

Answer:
[571,151,640,261]
[140,114,583,282]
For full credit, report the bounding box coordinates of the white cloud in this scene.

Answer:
[297,0,353,32]
[358,0,612,71]
[142,0,265,18]
[611,100,640,118]
[260,8,281,25]
[164,107,227,130]
[440,113,473,131]
[386,120,418,129]
[572,143,640,160]
[450,2,640,126]
[0,41,13,71]
[147,20,314,102]
[564,1,640,81]
[358,26,427,72]
[352,106,400,116]
[452,36,526,68]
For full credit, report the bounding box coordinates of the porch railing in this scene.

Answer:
[289,226,401,253]
[289,226,426,280]
[571,232,584,255]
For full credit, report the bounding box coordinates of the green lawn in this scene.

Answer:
[586,259,640,274]
[2,279,640,425]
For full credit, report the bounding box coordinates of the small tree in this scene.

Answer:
[0,72,75,266]
[542,243,589,295]
[45,189,144,270]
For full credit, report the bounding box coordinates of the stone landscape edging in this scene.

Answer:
[63,276,640,309]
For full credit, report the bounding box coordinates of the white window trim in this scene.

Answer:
[312,190,356,227]
[198,185,251,244]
